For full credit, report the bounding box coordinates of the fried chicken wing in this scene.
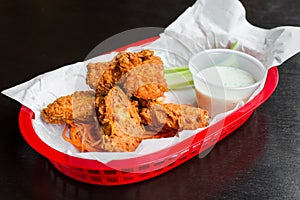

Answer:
[86,62,109,90]
[47,87,145,152]
[41,91,96,124]
[99,86,145,152]
[140,103,209,138]
[119,63,168,100]
[86,50,168,99]
[42,49,210,153]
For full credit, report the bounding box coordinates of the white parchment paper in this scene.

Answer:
[2,0,300,163]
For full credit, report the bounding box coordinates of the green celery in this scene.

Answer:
[164,41,239,89]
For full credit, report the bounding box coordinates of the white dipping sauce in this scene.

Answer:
[197,66,256,88]
[194,66,257,116]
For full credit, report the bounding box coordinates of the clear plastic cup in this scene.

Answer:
[188,49,266,117]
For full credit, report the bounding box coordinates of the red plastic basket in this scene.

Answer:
[18,37,279,185]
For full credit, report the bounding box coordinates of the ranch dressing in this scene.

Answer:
[194,66,257,116]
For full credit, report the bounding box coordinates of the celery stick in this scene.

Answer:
[231,41,239,50]
[165,66,189,73]
[164,41,239,90]
[217,41,240,67]
[165,70,193,89]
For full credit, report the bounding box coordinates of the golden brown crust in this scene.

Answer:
[119,63,168,100]
[42,49,210,152]
[140,103,182,133]
[86,62,110,90]
[99,131,142,152]
[140,103,210,134]
[41,91,96,124]
[180,104,210,129]
[86,50,167,100]
[98,86,145,152]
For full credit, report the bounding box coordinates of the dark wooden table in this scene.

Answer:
[1,0,299,199]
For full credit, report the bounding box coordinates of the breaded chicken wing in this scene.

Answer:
[86,62,109,90]
[140,103,209,137]
[43,87,145,152]
[99,86,145,152]
[119,63,168,100]
[41,91,96,124]
[42,49,210,153]
[86,50,168,99]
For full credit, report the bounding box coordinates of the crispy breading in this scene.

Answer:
[42,49,210,152]
[41,91,96,124]
[140,103,181,133]
[57,87,145,152]
[86,50,167,99]
[98,86,145,152]
[86,62,109,90]
[140,103,209,136]
[119,63,168,100]
[180,104,209,130]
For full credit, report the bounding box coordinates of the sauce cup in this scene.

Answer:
[188,49,266,117]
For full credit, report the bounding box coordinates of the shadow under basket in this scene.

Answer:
[18,37,279,185]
